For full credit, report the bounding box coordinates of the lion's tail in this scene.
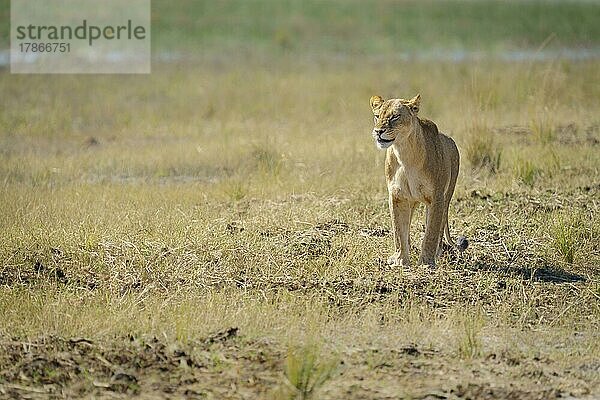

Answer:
[444,215,469,252]
[444,150,468,252]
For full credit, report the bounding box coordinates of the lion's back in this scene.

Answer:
[419,118,459,168]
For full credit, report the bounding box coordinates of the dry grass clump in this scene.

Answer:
[530,113,556,145]
[456,311,484,359]
[513,158,541,186]
[465,133,502,173]
[223,179,249,202]
[249,142,286,176]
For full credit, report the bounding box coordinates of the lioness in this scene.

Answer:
[370,94,467,267]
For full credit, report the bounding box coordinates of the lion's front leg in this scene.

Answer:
[420,199,445,267]
[388,196,412,267]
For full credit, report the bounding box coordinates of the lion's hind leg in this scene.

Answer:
[420,198,445,267]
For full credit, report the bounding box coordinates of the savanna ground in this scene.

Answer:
[1,1,599,399]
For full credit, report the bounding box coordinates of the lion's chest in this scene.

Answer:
[387,162,433,204]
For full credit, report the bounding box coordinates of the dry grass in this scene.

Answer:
[465,131,502,173]
[0,59,599,398]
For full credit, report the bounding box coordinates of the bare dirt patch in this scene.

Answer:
[1,331,597,399]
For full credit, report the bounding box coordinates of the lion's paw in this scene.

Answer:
[387,253,410,268]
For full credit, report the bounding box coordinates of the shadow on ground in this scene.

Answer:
[471,261,587,284]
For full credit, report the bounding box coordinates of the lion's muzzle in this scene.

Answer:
[372,129,394,149]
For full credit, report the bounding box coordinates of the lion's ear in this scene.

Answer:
[370,95,384,112]
[408,93,420,113]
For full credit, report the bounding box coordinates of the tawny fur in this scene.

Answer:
[370,94,461,267]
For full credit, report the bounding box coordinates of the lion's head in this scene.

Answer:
[369,94,420,149]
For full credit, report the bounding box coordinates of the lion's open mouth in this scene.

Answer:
[377,137,394,144]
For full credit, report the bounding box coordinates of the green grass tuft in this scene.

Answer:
[283,344,339,400]
[551,212,582,265]
[457,312,483,360]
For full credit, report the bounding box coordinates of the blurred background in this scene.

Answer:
[2,0,600,64]
[148,0,600,58]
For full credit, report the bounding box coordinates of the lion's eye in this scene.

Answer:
[390,115,400,122]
